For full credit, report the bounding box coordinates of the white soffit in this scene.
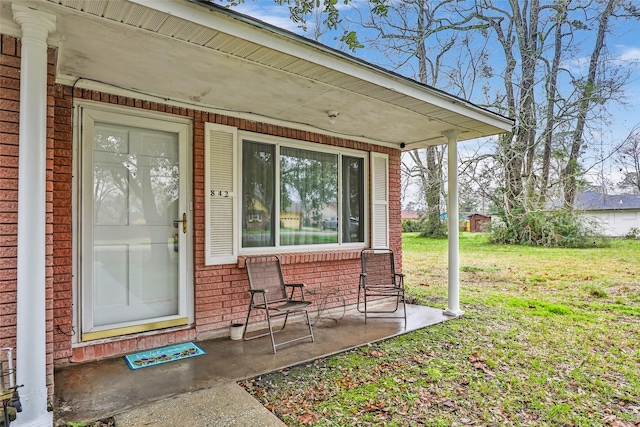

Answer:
[2,0,514,148]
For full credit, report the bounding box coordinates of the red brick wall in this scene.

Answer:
[45,41,56,394]
[52,84,73,362]
[3,42,402,366]
[388,151,402,270]
[0,35,56,393]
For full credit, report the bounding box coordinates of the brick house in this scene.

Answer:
[0,0,513,425]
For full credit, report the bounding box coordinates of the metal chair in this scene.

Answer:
[243,255,314,353]
[358,248,406,323]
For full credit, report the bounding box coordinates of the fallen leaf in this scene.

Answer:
[362,401,387,413]
[611,421,635,427]
[483,368,496,377]
[469,352,485,363]
[442,399,456,408]
[298,412,318,424]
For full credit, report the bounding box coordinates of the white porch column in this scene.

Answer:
[443,130,464,317]
[12,4,56,427]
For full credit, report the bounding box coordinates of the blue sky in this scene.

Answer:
[218,0,640,189]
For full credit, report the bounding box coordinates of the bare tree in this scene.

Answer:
[617,128,640,193]
[356,0,487,235]
[562,0,617,208]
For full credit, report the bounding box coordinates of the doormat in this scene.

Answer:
[124,342,206,370]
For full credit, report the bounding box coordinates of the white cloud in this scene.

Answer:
[617,46,640,62]
[563,55,590,74]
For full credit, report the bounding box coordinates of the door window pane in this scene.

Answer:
[242,141,275,247]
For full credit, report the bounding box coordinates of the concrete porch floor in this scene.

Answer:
[53,304,452,426]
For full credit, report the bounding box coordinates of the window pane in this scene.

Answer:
[280,147,338,246]
[242,141,275,247]
[342,156,365,243]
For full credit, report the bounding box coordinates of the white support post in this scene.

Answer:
[443,130,464,317]
[12,4,56,427]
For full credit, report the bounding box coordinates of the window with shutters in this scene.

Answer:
[205,126,389,263]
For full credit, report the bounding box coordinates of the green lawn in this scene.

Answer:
[242,233,640,426]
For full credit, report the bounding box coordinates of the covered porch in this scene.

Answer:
[54,304,449,425]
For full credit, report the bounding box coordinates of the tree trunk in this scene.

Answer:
[511,0,540,207]
[416,1,445,236]
[563,0,616,208]
[539,0,568,205]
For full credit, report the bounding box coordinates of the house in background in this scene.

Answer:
[574,191,640,237]
[0,0,513,425]
[401,210,421,221]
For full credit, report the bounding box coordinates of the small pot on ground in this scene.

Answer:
[229,323,244,341]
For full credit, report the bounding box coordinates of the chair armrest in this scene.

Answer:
[249,289,268,294]
[284,283,306,288]
[360,273,367,277]
[394,273,405,278]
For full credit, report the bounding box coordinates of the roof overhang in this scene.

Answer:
[1,0,514,149]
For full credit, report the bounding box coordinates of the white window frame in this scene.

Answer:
[237,131,369,255]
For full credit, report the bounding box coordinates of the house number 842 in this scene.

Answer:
[211,190,229,197]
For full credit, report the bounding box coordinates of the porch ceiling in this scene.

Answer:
[2,0,514,149]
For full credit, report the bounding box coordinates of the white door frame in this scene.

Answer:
[74,101,193,342]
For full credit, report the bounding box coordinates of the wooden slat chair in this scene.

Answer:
[243,255,314,353]
[358,248,406,323]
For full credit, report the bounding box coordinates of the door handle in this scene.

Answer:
[173,212,187,234]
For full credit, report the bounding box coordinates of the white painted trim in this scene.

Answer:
[204,123,239,265]
[76,101,193,338]
[443,130,464,318]
[12,4,56,426]
[370,152,390,249]
[237,130,369,158]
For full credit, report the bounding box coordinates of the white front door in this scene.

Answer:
[80,105,191,340]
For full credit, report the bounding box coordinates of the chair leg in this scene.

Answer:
[356,285,368,324]
[242,303,253,340]
[265,303,277,354]
[364,289,368,324]
[243,304,314,353]
[304,309,315,342]
[358,288,407,324]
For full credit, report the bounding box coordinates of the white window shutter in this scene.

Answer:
[205,123,238,265]
[371,152,389,248]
